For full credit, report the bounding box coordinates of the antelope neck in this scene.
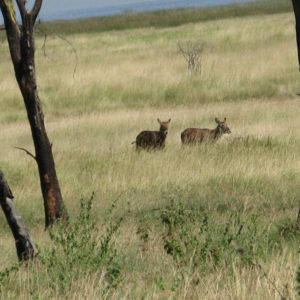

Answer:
[158,129,167,141]
[214,126,223,138]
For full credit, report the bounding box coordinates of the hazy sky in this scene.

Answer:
[37,0,206,12]
[0,0,256,23]
[16,0,201,14]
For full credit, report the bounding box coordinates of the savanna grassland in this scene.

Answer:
[0,1,300,299]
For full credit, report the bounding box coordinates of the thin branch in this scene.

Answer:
[15,0,27,23]
[15,146,37,161]
[41,31,47,56]
[254,260,291,300]
[0,0,22,63]
[31,0,42,24]
[34,23,48,57]
[57,34,78,80]
[35,22,78,79]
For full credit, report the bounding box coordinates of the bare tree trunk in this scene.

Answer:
[0,168,38,261]
[292,0,300,229]
[292,0,300,70]
[0,0,67,227]
[297,207,300,230]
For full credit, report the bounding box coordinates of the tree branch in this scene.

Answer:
[35,22,79,79]
[57,34,78,79]
[15,0,27,23]
[0,0,16,22]
[31,0,42,24]
[0,0,22,65]
[15,146,37,162]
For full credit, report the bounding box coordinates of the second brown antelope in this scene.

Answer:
[181,117,231,145]
[132,118,171,150]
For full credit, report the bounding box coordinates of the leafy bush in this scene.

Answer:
[159,201,289,273]
[0,195,123,298]
[0,263,21,291]
[39,194,123,294]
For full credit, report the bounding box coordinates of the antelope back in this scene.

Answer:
[181,117,231,144]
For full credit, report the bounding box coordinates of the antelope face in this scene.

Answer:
[215,117,231,134]
[158,118,171,135]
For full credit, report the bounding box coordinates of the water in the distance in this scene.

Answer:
[4,0,260,22]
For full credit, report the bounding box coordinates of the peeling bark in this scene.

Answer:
[0,0,67,227]
[0,168,38,261]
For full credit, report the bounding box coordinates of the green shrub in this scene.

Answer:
[39,194,123,294]
[0,195,123,298]
[159,201,291,273]
[0,263,21,291]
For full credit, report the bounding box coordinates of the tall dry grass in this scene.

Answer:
[0,9,299,300]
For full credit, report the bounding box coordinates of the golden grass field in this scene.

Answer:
[0,8,300,299]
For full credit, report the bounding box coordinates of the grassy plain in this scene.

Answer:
[0,2,300,299]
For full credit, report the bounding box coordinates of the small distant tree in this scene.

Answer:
[177,40,206,74]
[0,0,67,227]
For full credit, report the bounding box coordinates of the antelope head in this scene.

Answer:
[158,118,171,135]
[215,117,231,134]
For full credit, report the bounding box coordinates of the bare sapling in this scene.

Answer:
[177,40,206,74]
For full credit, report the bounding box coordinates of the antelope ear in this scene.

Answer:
[167,119,171,123]
[224,117,227,122]
[215,118,220,124]
[157,118,162,124]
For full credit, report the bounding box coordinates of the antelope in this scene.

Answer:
[181,117,231,145]
[132,118,171,150]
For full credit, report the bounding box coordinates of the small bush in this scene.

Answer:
[40,194,123,294]
[0,195,123,298]
[0,263,21,291]
[159,201,286,273]
[177,41,206,74]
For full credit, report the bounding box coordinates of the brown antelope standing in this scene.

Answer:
[181,117,231,145]
[132,118,171,150]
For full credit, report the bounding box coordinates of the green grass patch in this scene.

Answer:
[32,0,292,35]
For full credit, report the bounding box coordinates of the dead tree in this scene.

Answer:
[0,168,38,261]
[178,41,206,74]
[0,0,67,227]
